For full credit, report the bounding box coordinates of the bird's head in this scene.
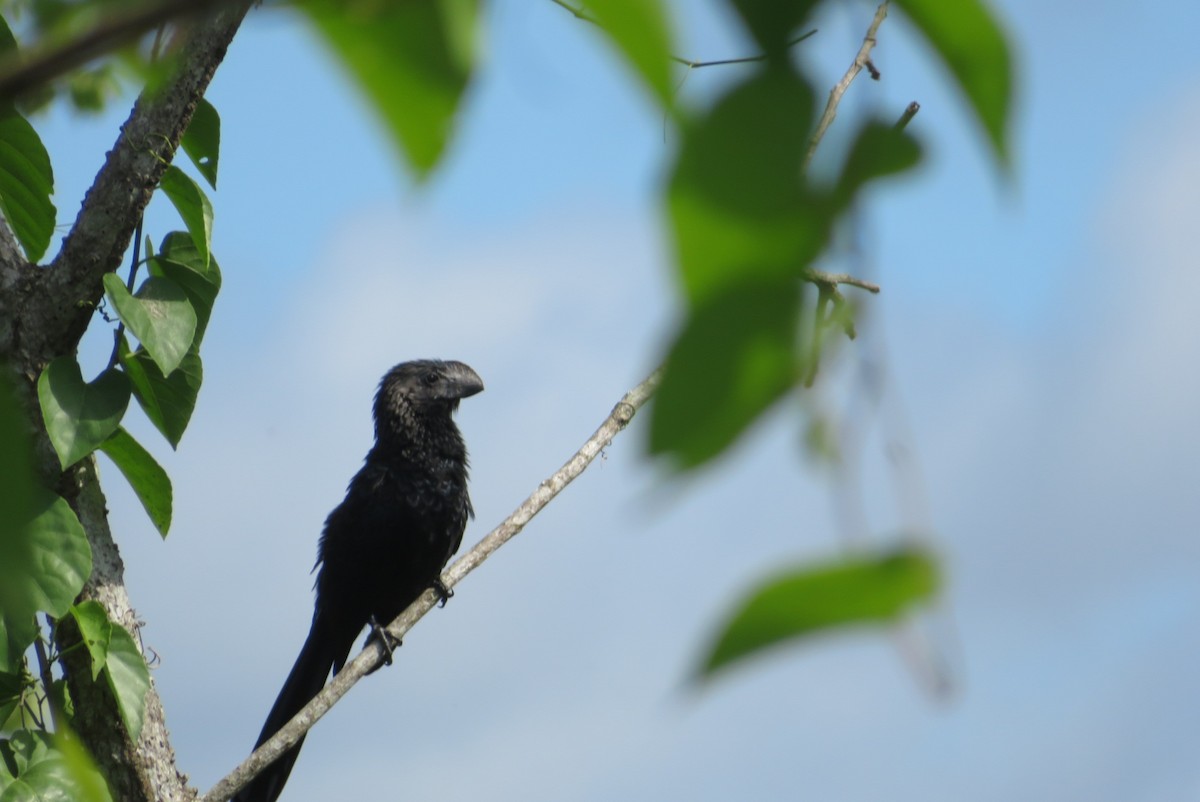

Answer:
[374,359,484,441]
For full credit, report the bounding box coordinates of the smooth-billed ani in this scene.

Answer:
[231,359,484,802]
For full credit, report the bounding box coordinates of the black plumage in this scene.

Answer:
[232,359,484,802]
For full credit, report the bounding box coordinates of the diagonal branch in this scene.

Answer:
[201,367,664,802]
[33,1,251,358]
[0,0,234,103]
[803,0,890,171]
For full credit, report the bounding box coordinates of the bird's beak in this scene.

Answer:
[443,361,484,400]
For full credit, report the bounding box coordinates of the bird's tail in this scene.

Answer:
[231,619,342,802]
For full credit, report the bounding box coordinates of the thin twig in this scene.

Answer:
[804,268,881,294]
[803,1,890,172]
[673,30,817,69]
[549,0,816,71]
[200,368,664,802]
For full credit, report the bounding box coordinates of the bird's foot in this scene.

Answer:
[431,578,454,608]
[366,615,402,667]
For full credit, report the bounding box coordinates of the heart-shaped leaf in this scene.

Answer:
[103,274,197,376]
[37,357,131,469]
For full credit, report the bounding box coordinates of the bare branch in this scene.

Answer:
[803,1,890,172]
[804,269,881,294]
[201,368,663,802]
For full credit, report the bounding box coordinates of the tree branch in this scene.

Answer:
[0,0,234,103]
[803,0,890,172]
[27,1,251,360]
[0,5,252,802]
[201,367,664,802]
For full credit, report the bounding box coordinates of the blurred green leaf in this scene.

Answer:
[69,601,112,681]
[582,0,674,108]
[51,729,113,802]
[37,357,130,469]
[118,338,202,449]
[300,0,477,176]
[0,490,89,675]
[696,546,940,681]
[668,69,825,303]
[0,730,112,802]
[650,279,800,468]
[0,13,17,54]
[180,97,219,189]
[157,166,212,267]
[102,625,148,742]
[834,119,922,207]
[728,0,819,60]
[0,669,22,726]
[98,427,172,537]
[103,273,197,377]
[146,231,221,346]
[892,0,1012,165]
[0,105,55,262]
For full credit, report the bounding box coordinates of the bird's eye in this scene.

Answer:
[422,372,440,387]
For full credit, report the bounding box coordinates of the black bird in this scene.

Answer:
[232,359,484,802]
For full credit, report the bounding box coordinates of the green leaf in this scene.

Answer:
[68,602,113,682]
[157,165,212,267]
[695,547,940,681]
[146,231,221,346]
[300,0,477,176]
[581,0,675,108]
[0,106,55,262]
[98,428,172,537]
[102,625,149,742]
[667,70,825,303]
[0,670,21,726]
[649,279,800,468]
[892,0,1012,165]
[180,97,219,189]
[834,119,922,207]
[118,339,202,449]
[0,491,90,674]
[37,357,131,470]
[67,602,148,744]
[0,730,112,802]
[103,273,197,377]
[729,0,819,60]
[50,730,113,802]
[0,14,18,55]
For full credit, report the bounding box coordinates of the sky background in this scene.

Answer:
[30,0,1200,799]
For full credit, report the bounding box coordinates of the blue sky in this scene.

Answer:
[34,0,1200,799]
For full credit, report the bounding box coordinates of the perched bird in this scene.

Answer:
[232,359,484,802]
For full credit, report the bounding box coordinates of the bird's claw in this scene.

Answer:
[432,578,454,608]
[367,615,402,667]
